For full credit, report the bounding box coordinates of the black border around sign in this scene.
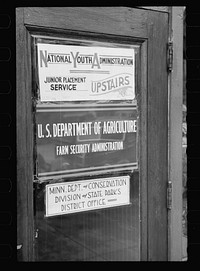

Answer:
[35,106,139,181]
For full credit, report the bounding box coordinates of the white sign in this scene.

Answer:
[37,43,135,101]
[45,176,130,216]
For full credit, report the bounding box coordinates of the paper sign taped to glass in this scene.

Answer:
[45,176,130,216]
[37,43,135,101]
[36,107,138,178]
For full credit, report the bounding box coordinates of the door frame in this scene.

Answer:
[168,6,185,261]
[17,7,173,261]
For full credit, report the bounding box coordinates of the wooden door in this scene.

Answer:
[17,7,169,261]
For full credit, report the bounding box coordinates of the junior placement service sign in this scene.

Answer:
[37,43,135,101]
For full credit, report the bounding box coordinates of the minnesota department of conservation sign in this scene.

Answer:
[45,176,130,216]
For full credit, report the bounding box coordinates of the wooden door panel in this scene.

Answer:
[17,7,169,261]
[24,7,148,38]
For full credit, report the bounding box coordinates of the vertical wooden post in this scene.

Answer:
[168,6,185,261]
[16,8,34,261]
[147,11,169,261]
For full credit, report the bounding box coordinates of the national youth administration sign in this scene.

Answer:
[45,176,130,216]
[37,43,135,101]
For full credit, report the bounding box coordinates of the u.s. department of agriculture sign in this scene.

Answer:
[36,107,138,177]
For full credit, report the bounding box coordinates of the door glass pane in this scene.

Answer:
[33,35,141,261]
